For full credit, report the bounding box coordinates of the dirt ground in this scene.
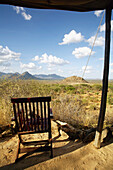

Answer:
[0,121,113,170]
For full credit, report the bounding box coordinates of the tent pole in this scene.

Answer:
[94,8,112,148]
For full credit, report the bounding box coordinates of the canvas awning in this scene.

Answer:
[0,0,113,11]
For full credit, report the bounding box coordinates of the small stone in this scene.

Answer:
[83,131,95,143]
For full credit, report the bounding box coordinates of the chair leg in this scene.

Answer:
[49,131,53,158]
[19,134,24,143]
[50,139,53,158]
[15,139,20,163]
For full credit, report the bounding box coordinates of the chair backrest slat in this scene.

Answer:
[17,103,22,131]
[47,101,51,137]
[28,102,33,130]
[13,103,19,131]
[44,102,46,131]
[40,102,43,131]
[36,102,39,131]
[25,102,30,131]
[21,102,26,131]
[33,102,36,131]
[11,96,51,133]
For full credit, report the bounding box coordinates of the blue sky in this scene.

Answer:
[0,5,113,79]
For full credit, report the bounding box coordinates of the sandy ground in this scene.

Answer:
[0,121,113,170]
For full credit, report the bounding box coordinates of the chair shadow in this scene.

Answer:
[0,135,87,170]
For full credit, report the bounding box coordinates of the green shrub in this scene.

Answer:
[93,84,102,91]
[108,93,113,105]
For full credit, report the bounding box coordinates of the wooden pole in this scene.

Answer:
[94,8,112,148]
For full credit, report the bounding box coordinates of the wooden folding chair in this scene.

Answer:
[11,96,53,162]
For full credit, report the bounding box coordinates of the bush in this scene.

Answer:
[93,84,102,91]
[0,80,113,128]
[108,93,113,105]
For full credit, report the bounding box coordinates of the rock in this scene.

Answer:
[83,131,95,143]
[55,120,84,140]
[78,130,85,140]
[1,129,12,137]
[85,128,96,134]
[0,125,10,133]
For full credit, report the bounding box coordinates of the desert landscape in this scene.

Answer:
[0,76,113,169]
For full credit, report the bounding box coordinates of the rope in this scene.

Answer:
[82,10,105,79]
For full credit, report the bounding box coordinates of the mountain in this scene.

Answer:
[0,72,13,79]
[34,74,65,80]
[7,72,20,79]
[0,72,65,80]
[17,72,39,80]
[0,72,6,77]
[0,71,39,80]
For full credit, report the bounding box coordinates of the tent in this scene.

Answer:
[0,0,113,12]
[0,0,113,148]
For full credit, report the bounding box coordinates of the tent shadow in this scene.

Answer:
[0,135,87,170]
[101,136,113,148]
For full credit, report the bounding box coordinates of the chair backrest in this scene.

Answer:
[11,96,51,133]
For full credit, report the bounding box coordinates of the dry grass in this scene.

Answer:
[0,79,113,129]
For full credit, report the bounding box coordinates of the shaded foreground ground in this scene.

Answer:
[0,121,113,170]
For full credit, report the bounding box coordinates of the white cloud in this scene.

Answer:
[94,10,103,17]
[21,12,32,20]
[32,55,39,61]
[87,36,105,46]
[20,62,42,71]
[82,66,92,73]
[13,6,20,14]
[0,46,21,63]
[20,62,36,69]
[13,6,25,14]
[13,6,32,20]
[58,69,63,73]
[0,45,21,71]
[100,23,105,32]
[39,53,69,65]
[48,67,52,71]
[0,60,11,66]
[59,30,84,45]
[100,20,113,32]
[38,66,42,70]
[72,47,95,59]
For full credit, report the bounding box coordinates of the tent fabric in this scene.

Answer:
[0,0,113,12]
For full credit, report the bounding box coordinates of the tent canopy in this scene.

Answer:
[0,0,113,12]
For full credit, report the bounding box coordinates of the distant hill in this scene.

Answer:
[17,72,38,80]
[61,76,88,84]
[0,71,39,80]
[0,72,64,80]
[0,72,6,77]
[34,74,65,80]
[0,72,13,79]
[7,72,20,79]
